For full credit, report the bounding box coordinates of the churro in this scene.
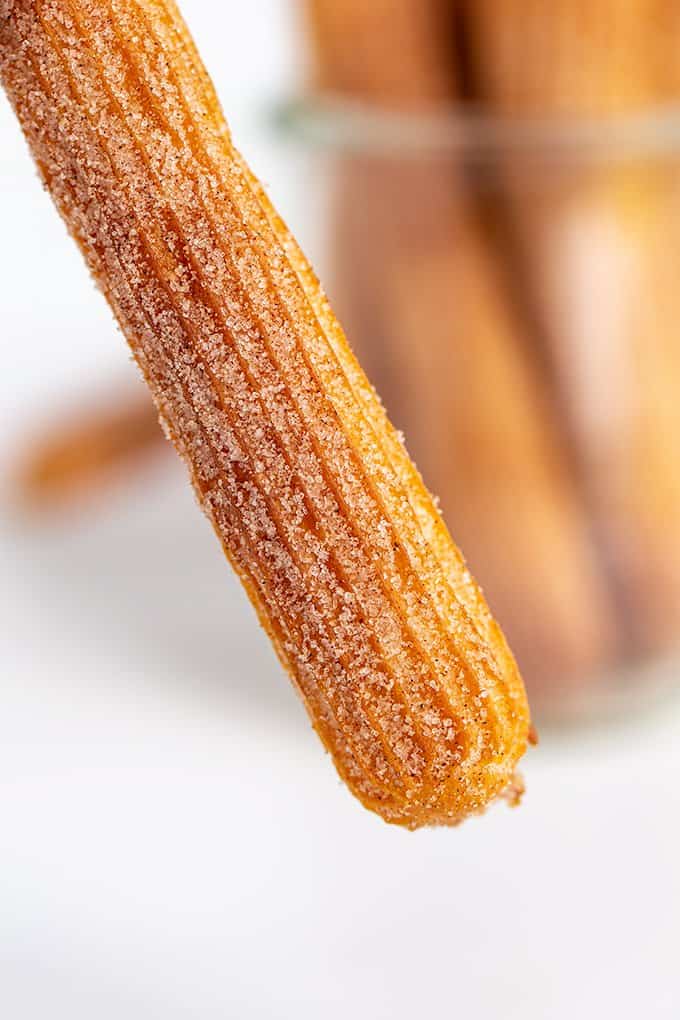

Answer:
[16,387,162,507]
[0,0,531,827]
[306,0,455,108]
[463,0,680,656]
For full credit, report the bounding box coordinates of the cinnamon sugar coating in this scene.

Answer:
[0,0,530,827]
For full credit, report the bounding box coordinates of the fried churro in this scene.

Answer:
[0,0,531,826]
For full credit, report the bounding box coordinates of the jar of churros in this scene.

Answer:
[276,1,680,722]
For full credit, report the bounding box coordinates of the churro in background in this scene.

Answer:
[306,0,456,107]
[461,0,680,656]
[15,386,162,510]
[305,0,618,700]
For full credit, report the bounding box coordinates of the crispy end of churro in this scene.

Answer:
[0,0,530,827]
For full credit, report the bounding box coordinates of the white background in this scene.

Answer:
[1,2,679,1017]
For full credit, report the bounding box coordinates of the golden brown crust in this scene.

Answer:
[0,0,530,826]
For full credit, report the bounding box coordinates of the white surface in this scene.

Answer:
[1,3,679,1018]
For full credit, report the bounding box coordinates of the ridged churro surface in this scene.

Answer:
[0,0,530,827]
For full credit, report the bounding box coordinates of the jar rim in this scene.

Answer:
[273,93,680,162]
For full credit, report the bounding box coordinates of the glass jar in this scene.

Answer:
[275,96,680,722]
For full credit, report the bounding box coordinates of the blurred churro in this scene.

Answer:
[306,0,455,108]
[306,0,618,697]
[16,387,162,508]
[0,0,531,827]
[463,0,680,655]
